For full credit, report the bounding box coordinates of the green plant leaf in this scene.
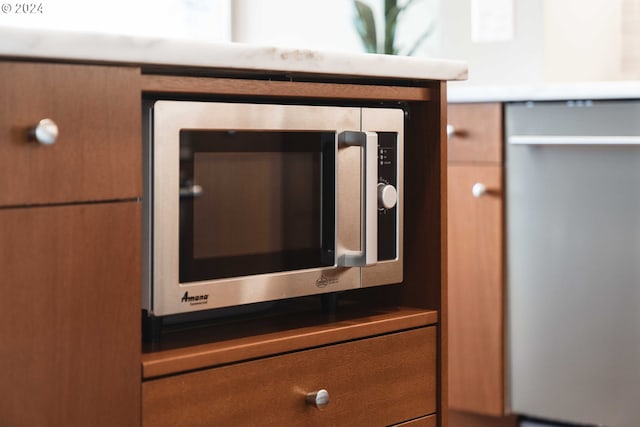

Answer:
[354,0,433,56]
[384,0,398,54]
[354,0,378,53]
[385,0,421,55]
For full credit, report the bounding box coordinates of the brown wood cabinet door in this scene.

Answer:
[0,202,141,427]
[447,103,502,164]
[447,164,504,415]
[0,62,140,206]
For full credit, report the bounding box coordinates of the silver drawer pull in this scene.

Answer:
[472,182,487,198]
[305,389,330,409]
[179,184,203,198]
[446,124,456,138]
[28,118,59,146]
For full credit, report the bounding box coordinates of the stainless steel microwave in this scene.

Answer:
[143,101,403,317]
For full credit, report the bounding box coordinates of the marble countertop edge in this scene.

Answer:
[0,26,468,82]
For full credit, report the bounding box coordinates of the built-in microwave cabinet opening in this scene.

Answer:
[140,76,446,374]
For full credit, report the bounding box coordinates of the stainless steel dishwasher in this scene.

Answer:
[506,100,640,427]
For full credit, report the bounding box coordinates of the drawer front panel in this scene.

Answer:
[447,103,502,164]
[0,62,141,206]
[143,327,436,427]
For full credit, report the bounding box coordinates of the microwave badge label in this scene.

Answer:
[180,291,209,306]
[315,274,339,288]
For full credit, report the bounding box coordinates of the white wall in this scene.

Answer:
[0,0,231,41]
[544,0,622,82]
[434,0,640,85]
[544,0,640,82]
[621,0,640,78]
[231,0,360,51]
[434,0,545,85]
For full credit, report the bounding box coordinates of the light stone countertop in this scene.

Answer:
[0,26,468,81]
[447,80,640,103]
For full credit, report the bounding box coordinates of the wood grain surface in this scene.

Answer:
[447,164,505,415]
[0,202,141,427]
[143,327,436,427]
[0,62,141,206]
[447,103,502,164]
[141,74,431,101]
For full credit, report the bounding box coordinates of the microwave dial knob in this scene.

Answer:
[378,183,398,209]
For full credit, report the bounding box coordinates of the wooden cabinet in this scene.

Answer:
[447,164,503,414]
[0,203,141,427]
[143,327,436,427]
[446,103,512,421]
[0,59,448,426]
[0,62,141,427]
[0,62,141,206]
[447,103,502,164]
[140,77,449,426]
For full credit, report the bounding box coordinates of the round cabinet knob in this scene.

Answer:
[446,124,456,138]
[29,118,59,146]
[305,389,330,409]
[378,183,398,209]
[472,182,487,198]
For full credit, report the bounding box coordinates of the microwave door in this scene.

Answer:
[151,101,369,315]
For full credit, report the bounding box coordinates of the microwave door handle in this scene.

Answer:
[337,131,378,267]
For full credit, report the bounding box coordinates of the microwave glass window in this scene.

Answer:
[192,151,320,259]
[179,130,335,282]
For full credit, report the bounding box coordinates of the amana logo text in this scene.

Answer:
[180,291,209,306]
[315,274,339,288]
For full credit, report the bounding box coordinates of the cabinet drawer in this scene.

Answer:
[143,327,436,427]
[447,103,502,164]
[0,62,140,206]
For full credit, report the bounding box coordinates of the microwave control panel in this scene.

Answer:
[377,132,398,261]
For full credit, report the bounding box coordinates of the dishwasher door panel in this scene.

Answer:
[506,101,640,427]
